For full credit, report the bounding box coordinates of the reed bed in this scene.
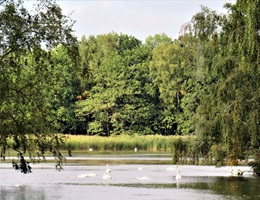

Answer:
[3,134,198,165]
[63,134,194,152]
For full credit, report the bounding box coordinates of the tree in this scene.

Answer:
[185,2,259,164]
[75,33,120,136]
[214,0,260,163]
[0,0,78,173]
[112,44,156,135]
[144,33,173,49]
[45,45,82,134]
[149,38,187,135]
[76,33,157,135]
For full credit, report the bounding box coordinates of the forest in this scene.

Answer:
[0,0,259,173]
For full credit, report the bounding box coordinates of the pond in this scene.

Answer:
[0,154,259,200]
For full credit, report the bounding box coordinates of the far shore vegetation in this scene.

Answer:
[3,134,253,167]
[1,0,259,175]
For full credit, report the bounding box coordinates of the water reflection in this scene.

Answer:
[118,176,260,200]
[209,176,260,199]
[0,184,224,200]
[0,185,46,200]
[1,163,259,200]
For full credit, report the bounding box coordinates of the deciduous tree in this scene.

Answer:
[0,0,78,173]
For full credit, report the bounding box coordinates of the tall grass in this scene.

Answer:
[4,134,246,166]
[63,134,194,152]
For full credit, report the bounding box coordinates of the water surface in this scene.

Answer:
[0,158,259,200]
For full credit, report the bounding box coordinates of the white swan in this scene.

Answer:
[13,184,24,188]
[166,167,175,171]
[106,164,111,173]
[78,173,97,178]
[136,176,151,181]
[87,173,97,177]
[138,166,143,171]
[103,173,112,179]
[78,173,89,178]
[231,168,244,176]
[176,170,181,180]
[166,165,178,171]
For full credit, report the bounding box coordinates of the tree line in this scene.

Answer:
[0,0,259,171]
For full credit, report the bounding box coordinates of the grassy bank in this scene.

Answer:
[63,134,240,166]
[63,134,206,165]
[3,134,251,166]
[64,134,194,153]
[3,134,193,156]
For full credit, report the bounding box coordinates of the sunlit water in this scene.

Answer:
[1,157,259,200]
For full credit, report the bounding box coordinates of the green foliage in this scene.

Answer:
[248,161,260,176]
[191,0,260,165]
[1,0,259,172]
[12,155,32,174]
[0,0,78,173]
[144,33,173,49]
[171,137,187,164]
[210,144,227,166]
[75,33,157,136]
[248,151,260,176]
[73,1,259,166]
[45,45,81,133]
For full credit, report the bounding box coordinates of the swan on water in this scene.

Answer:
[103,173,112,179]
[176,170,181,180]
[106,164,111,173]
[78,173,88,178]
[166,165,178,171]
[136,176,151,181]
[13,184,24,188]
[86,173,97,177]
[231,168,244,176]
[166,167,175,171]
[138,166,143,171]
[78,173,97,178]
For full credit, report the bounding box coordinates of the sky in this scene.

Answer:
[52,0,236,42]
